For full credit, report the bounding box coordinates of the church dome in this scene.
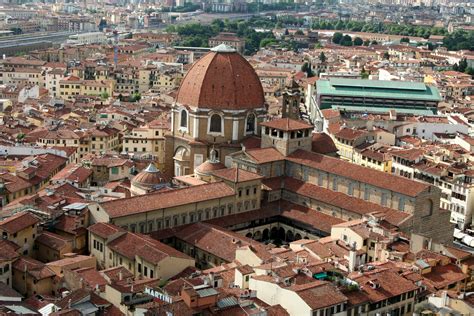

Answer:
[176,44,265,111]
[131,163,166,189]
[195,148,225,176]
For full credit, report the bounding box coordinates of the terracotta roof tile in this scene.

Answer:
[176,50,265,110]
[212,167,263,182]
[260,118,313,131]
[287,150,430,197]
[99,182,235,218]
[0,212,39,234]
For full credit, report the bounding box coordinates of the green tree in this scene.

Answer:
[340,35,353,46]
[260,38,276,48]
[332,32,343,44]
[301,62,314,77]
[319,52,326,63]
[361,67,369,79]
[458,58,468,73]
[363,39,371,46]
[295,29,304,35]
[466,67,474,78]
[353,37,363,46]
[383,51,390,60]
[131,92,141,102]
[371,40,378,45]
[400,37,410,43]
[100,92,109,100]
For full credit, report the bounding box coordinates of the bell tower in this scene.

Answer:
[281,79,302,120]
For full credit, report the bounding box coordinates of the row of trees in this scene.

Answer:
[167,17,280,55]
[331,32,376,46]
[311,19,447,39]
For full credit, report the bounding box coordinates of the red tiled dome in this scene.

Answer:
[176,45,265,110]
[132,163,166,188]
[195,160,225,174]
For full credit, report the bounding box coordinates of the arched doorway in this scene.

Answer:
[270,227,278,239]
[246,232,253,238]
[295,233,302,241]
[286,230,294,242]
[262,228,269,241]
[278,227,285,240]
[254,231,262,241]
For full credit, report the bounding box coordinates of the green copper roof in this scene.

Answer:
[317,79,441,102]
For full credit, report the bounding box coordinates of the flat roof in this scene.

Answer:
[333,105,436,115]
[330,78,427,91]
[317,79,441,102]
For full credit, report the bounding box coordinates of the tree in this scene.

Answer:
[371,40,378,45]
[466,67,474,78]
[301,62,314,77]
[458,58,468,73]
[363,39,371,46]
[295,29,304,36]
[353,37,363,46]
[332,32,343,44]
[319,52,326,63]
[383,51,390,60]
[260,38,276,48]
[340,35,353,46]
[400,37,410,43]
[131,92,141,102]
[361,67,369,79]
[100,92,109,100]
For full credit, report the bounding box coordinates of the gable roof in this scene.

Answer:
[99,182,234,218]
[286,150,430,197]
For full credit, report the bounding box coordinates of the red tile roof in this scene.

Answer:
[293,281,348,310]
[287,150,430,197]
[280,204,344,234]
[352,269,418,303]
[260,118,313,131]
[174,222,271,262]
[334,128,367,141]
[36,231,72,251]
[311,133,338,154]
[212,167,263,182]
[176,50,265,110]
[245,147,285,164]
[0,239,20,261]
[100,182,235,218]
[0,212,39,234]
[89,223,192,264]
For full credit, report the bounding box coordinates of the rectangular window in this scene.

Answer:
[318,173,324,186]
[399,197,405,211]
[364,187,370,200]
[138,264,142,273]
[111,167,119,174]
[381,193,387,206]
[348,182,353,196]
[332,178,338,191]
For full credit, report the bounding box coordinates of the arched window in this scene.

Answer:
[246,113,256,133]
[180,110,187,128]
[209,114,222,133]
